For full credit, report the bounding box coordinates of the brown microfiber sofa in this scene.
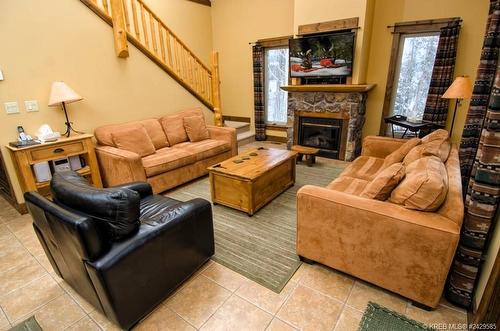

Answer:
[296,135,463,308]
[94,108,237,193]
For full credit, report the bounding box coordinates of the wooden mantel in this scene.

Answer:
[280,84,376,93]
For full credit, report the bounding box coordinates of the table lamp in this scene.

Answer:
[48,81,83,137]
[442,76,473,137]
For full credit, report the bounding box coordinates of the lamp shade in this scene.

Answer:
[48,81,83,106]
[442,76,473,99]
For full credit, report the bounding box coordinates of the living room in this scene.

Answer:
[0,0,499,330]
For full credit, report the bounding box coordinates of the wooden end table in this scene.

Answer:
[292,145,319,167]
[207,148,297,216]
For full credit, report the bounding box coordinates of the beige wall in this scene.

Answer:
[0,0,213,203]
[363,0,490,142]
[211,0,295,123]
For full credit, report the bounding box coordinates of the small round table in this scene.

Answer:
[292,145,320,167]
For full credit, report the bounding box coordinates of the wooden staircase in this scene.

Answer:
[224,120,255,147]
[80,0,223,126]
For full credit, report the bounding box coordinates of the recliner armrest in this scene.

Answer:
[112,182,153,198]
[84,198,214,329]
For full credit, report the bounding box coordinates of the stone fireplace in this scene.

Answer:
[282,85,375,161]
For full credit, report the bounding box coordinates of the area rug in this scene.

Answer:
[168,160,345,292]
[9,316,43,331]
[359,302,435,331]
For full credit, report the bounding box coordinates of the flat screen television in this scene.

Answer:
[289,32,355,78]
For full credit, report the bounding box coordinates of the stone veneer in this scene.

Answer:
[287,91,367,161]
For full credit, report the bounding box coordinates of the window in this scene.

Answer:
[389,32,440,122]
[265,47,289,125]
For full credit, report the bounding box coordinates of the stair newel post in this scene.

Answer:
[110,0,129,58]
[211,51,223,127]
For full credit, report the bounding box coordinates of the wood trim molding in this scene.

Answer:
[186,0,211,6]
[298,17,359,36]
[265,136,288,143]
[265,124,289,131]
[256,36,292,48]
[223,115,251,123]
[389,17,461,33]
[281,84,375,93]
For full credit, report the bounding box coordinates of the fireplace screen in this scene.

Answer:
[298,117,342,159]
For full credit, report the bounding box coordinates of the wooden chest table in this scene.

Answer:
[207,148,297,216]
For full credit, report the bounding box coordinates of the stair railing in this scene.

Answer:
[81,0,223,126]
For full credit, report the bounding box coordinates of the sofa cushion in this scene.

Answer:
[142,148,197,177]
[326,176,369,195]
[112,125,156,157]
[172,139,231,162]
[139,119,169,149]
[403,139,451,165]
[360,163,406,200]
[421,129,449,144]
[390,156,448,211]
[184,115,210,142]
[160,108,204,146]
[340,156,385,181]
[382,138,420,169]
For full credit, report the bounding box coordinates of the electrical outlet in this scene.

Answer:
[24,100,39,112]
[4,102,19,114]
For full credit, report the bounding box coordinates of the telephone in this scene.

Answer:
[37,124,61,142]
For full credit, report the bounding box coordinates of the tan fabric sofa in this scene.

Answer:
[296,135,463,308]
[94,108,237,193]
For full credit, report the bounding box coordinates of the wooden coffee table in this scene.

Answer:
[207,148,297,216]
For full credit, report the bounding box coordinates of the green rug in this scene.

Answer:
[359,302,435,331]
[9,316,43,331]
[168,161,345,292]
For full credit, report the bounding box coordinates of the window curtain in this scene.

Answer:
[422,20,461,127]
[252,44,266,141]
[445,0,500,308]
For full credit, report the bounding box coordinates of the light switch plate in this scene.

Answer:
[24,100,39,112]
[0,69,4,81]
[4,102,19,114]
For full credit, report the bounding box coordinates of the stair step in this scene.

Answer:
[225,121,251,135]
[237,131,255,147]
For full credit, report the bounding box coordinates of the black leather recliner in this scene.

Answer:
[24,171,214,330]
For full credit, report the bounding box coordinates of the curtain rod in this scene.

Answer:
[387,18,462,29]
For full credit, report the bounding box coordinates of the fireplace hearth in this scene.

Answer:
[298,117,343,159]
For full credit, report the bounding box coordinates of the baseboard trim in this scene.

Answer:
[223,115,251,123]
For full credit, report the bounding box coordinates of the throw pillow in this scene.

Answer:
[403,139,451,165]
[111,124,156,157]
[184,115,210,142]
[421,129,449,144]
[160,115,188,146]
[382,138,421,169]
[360,163,406,200]
[389,156,448,211]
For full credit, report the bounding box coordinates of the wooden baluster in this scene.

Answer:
[165,29,173,68]
[110,0,129,58]
[102,0,109,14]
[188,55,193,86]
[150,15,158,55]
[140,3,149,49]
[131,0,140,40]
[158,27,166,63]
[174,38,182,76]
[122,0,130,32]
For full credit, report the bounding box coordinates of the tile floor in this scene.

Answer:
[0,142,468,330]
